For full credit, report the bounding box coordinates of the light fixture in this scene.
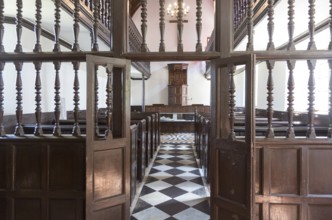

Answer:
[166,2,190,18]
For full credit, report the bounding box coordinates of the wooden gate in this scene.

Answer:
[210,54,255,220]
[86,55,131,220]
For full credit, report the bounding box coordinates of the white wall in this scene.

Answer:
[131,61,211,106]
[132,0,215,52]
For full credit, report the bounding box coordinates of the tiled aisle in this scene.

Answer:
[131,133,210,220]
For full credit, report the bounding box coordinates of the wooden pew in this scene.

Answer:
[130,124,138,204]
[131,119,147,182]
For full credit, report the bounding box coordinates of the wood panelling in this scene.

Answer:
[15,145,44,190]
[49,144,85,191]
[15,199,42,220]
[92,204,122,220]
[269,204,299,220]
[255,148,262,195]
[93,148,124,200]
[218,142,248,206]
[308,148,332,194]
[0,198,7,220]
[270,148,300,195]
[308,205,332,220]
[0,146,7,189]
[0,139,85,220]
[49,199,82,220]
[255,142,332,219]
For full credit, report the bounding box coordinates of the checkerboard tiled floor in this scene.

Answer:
[131,133,210,220]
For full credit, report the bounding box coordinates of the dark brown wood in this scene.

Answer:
[0,0,4,52]
[141,0,148,52]
[211,55,254,220]
[286,60,296,138]
[86,55,130,220]
[14,0,23,53]
[159,0,165,52]
[92,0,99,51]
[130,124,138,204]
[307,0,316,51]
[287,0,296,51]
[228,64,236,140]
[34,61,43,136]
[72,61,81,136]
[72,0,81,52]
[53,61,62,136]
[266,60,275,138]
[266,0,275,51]
[306,59,316,138]
[246,0,254,51]
[34,0,42,52]
[328,0,332,139]
[105,64,113,137]
[94,66,100,137]
[53,0,61,52]
[0,138,85,220]
[14,62,24,136]
[0,61,4,136]
[177,0,184,52]
[195,0,202,52]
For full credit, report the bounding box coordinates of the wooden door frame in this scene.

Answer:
[210,54,256,219]
[86,55,131,220]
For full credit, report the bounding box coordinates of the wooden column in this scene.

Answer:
[142,73,146,112]
[213,0,233,140]
[111,0,128,55]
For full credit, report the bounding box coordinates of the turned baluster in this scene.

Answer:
[94,66,100,137]
[92,0,99,51]
[328,60,332,138]
[53,61,62,136]
[306,60,316,138]
[328,0,332,138]
[33,61,43,136]
[72,0,80,52]
[0,0,5,52]
[14,0,23,53]
[105,64,113,138]
[308,0,316,50]
[104,0,108,25]
[100,0,105,24]
[107,0,111,30]
[177,0,184,52]
[266,61,275,138]
[0,0,4,135]
[141,0,148,52]
[159,0,165,52]
[0,62,4,136]
[89,0,93,12]
[228,64,236,140]
[286,60,296,138]
[266,0,275,51]
[246,0,254,51]
[306,0,317,138]
[53,0,61,52]
[72,61,81,136]
[34,0,42,52]
[196,0,202,52]
[287,0,296,51]
[14,62,24,136]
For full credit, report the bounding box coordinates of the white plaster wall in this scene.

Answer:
[132,0,215,52]
[255,62,287,111]
[131,61,210,106]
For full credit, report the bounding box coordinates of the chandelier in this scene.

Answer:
[166,2,190,18]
